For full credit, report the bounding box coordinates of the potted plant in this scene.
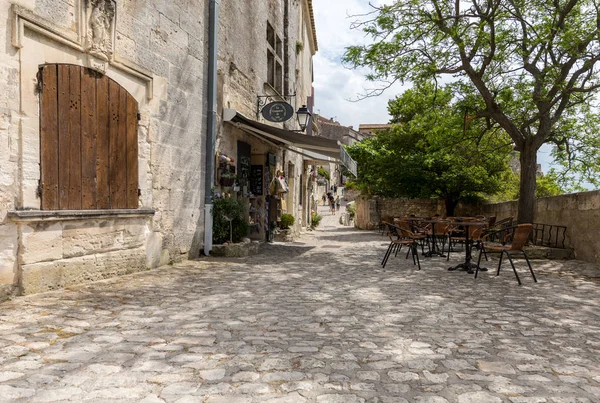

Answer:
[274,213,295,242]
[212,194,248,244]
[220,172,236,187]
[279,213,295,229]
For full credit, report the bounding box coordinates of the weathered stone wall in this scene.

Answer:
[0,0,209,297]
[16,216,152,294]
[215,0,316,237]
[354,196,478,230]
[354,191,600,264]
[481,190,600,263]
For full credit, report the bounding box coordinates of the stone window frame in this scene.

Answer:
[10,4,157,213]
[266,22,283,94]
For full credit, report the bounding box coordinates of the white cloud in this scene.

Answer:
[312,1,407,129]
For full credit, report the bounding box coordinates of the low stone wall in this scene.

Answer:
[354,196,477,230]
[211,240,260,257]
[481,190,600,263]
[355,190,600,264]
[342,189,360,202]
[6,215,156,295]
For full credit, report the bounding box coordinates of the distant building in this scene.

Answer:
[508,152,543,176]
[358,123,393,136]
[315,115,368,145]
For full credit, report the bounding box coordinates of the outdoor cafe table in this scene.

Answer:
[446,220,488,274]
[418,219,447,258]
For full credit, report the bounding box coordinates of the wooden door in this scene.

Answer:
[40,64,138,210]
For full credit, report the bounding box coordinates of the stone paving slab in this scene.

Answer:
[1,205,600,402]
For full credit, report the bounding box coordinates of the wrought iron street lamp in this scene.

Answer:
[296,105,311,132]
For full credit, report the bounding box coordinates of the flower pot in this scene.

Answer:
[220,177,235,187]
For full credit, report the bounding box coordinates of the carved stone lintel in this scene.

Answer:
[87,55,108,75]
[85,0,116,62]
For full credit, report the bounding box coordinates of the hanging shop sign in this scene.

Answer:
[261,101,294,123]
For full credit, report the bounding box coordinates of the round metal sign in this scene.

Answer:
[261,101,294,123]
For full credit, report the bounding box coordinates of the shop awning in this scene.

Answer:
[223,108,358,176]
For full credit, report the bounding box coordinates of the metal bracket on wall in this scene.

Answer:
[256,93,296,119]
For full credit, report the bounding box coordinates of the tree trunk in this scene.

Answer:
[517,142,538,224]
[444,197,458,217]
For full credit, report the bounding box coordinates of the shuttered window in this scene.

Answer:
[39,64,139,210]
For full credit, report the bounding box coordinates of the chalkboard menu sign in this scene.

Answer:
[237,141,251,184]
[250,165,263,196]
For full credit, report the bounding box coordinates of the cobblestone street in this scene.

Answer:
[1,205,600,402]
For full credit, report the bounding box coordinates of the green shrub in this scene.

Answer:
[317,167,330,180]
[311,212,322,228]
[212,196,248,244]
[346,203,356,219]
[279,213,295,229]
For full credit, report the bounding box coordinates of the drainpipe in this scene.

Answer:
[204,0,219,256]
[283,0,290,97]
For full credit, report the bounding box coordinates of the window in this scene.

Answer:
[266,22,283,94]
[39,64,139,210]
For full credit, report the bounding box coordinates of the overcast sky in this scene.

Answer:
[311,1,558,174]
[312,0,408,130]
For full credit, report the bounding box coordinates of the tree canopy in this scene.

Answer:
[343,0,600,223]
[346,81,514,216]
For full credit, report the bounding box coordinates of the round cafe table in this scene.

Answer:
[446,220,488,274]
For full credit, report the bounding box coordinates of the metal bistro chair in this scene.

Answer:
[446,223,486,262]
[475,224,537,285]
[379,216,394,235]
[381,223,421,270]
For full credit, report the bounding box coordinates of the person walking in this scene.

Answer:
[329,193,336,215]
[335,194,341,211]
[322,193,327,206]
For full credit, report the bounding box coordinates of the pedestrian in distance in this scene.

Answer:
[322,193,327,206]
[329,194,336,215]
[335,194,340,211]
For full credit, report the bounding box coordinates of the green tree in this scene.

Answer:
[344,0,600,223]
[490,170,563,202]
[346,82,513,216]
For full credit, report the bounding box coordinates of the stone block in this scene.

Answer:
[61,219,148,258]
[211,241,260,257]
[146,231,168,268]
[0,224,17,285]
[21,247,147,294]
[62,220,125,258]
[20,222,63,264]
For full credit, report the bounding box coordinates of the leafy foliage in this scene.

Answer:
[346,81,514,215]
[212,197,248,244]
[317,167,330,180]
[343,0,600,222]
[490,171,563,202]
[279,213,295,229]
[311,212,322,228]
[345,203,356,219]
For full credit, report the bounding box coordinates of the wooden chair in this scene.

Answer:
[381,223,421,270]
[475,224,537,285]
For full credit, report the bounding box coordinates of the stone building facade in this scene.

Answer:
[0,0,209,297]
[215,0,324,240]
[0,0,329,297]
[313,115,365,187]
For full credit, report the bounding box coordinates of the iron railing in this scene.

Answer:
[486,219,567,249]
[530,223,567,249]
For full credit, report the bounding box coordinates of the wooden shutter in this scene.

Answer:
[39,64,139,210]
